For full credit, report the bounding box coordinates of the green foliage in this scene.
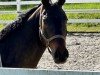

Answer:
[63,3,100,9]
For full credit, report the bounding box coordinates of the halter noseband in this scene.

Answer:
[39,28,66,47]
[39,6,66,48]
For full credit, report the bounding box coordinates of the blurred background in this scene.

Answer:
[0,0,100,32]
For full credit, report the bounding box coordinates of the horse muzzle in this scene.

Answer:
[49,48,69,64]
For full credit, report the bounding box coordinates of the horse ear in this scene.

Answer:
[57,0,65,6]
[41,0,50,8]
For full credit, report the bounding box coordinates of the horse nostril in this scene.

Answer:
[53,49,69,63]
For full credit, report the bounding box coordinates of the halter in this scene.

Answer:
[39,28,66,47]
[39,6,66,49]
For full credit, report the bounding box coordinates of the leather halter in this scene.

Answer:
[39,6,66,49]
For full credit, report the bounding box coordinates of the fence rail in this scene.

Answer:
[0,0,100,24]
[0,11,17,14]
[0,68,100,75]
[0,0,100,5]
[68,19,100,23]
[65,9,100,13]
[0,9,100,14]
[0,19,100,25]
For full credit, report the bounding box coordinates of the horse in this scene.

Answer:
[0,0,69,68]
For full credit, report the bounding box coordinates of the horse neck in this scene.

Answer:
[21,5,41,21]
[25,5,42,41]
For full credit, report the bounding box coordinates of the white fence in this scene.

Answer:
[65,0,100,3]
[0,68,100,75]
[0,0,100,24]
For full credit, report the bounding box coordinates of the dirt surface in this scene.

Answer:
[37,33,100,71]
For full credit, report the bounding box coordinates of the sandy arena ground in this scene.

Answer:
[37,33,100,71]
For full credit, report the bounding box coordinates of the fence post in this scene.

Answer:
[17,0,21,15]
[0,55,2,67]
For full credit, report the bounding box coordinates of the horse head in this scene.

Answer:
[40,0,69,64]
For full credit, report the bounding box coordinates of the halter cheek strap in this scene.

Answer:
[39,6,66,48]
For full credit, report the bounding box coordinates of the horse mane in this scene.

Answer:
[0,4,41,41]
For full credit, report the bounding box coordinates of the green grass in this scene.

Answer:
[0,5,16,11]
[0,14,17,20]
[0,24,5,31]
[63,3,100,9]
[0,3,100,11]
[65,3,100,32]
[0,3,100,32]
[0,13,99,20]
[67,13,100,19]
[0,5,35,11]
[21,5,36,10]
[67,23,100,32]
[0,23,100,32]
